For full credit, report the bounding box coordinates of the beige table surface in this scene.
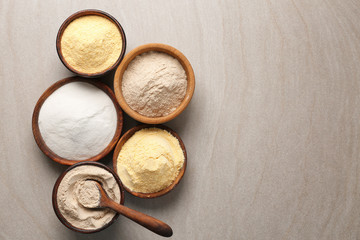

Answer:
[1,0,360,239]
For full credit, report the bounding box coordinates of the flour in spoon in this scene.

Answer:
[76,180,101,208]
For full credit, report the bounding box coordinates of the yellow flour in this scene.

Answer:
[117,128,184,193]
[60,15,122,74]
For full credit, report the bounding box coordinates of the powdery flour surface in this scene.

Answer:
[38,82,117,160]
[57,165,121,230]
[122,51,187,117]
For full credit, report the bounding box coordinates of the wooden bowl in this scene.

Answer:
[113,43,195,124]
[32,77,123,165]
[56,9,127,78]
[112,125,187,198]
[52,161,125,233]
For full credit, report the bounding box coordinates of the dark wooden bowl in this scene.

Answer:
[56,9,127,78]
[113,43,195,124]
[112,125,187,198]
[32,77,123,165]
[52,161,125,233]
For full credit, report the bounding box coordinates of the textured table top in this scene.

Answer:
[1,0,360,239]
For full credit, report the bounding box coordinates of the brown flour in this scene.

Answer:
[57,165,121,230]
[76,180,100,208]
[122,51,187,117]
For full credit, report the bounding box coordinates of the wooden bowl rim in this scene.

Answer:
[52,161,125,233]
[32,76,123,165]
[112,124,187,198]
[56,9,127,78]
[113,43,195,124]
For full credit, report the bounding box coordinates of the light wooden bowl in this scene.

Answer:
[32,77,123,165]
[113,43,195,124]
[52,161,125,233]
[113,125,187,198]
[56,9,127,78]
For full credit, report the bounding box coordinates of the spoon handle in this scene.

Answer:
[106,199,173,237]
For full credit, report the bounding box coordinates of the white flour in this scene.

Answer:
[122,51,187,117]
[38,81,117,160]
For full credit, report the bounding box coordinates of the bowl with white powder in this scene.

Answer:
[32,77,123,165]
[113,125,187,198]
[114,43,195,124]
[56,9,126,77]
[52,161,125,233]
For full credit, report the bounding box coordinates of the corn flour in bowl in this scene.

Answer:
[113,125,187,198]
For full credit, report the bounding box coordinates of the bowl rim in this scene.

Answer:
[113,43,195,124]
[52,161,125,233]
[56,9,127,78]
[112,124,187,198]
[32,76,123,165]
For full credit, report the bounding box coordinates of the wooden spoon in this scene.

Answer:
[86,181,173,237]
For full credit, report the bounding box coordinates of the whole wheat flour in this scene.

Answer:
[122,51,187,117]
[57,165,121,230]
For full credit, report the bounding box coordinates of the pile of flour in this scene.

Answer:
[61,15,123,74]
[76,180,101,208]
[122,51,187,117]
[57,165,121,230]
[116,128,185,193]
[38,81,117,160]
